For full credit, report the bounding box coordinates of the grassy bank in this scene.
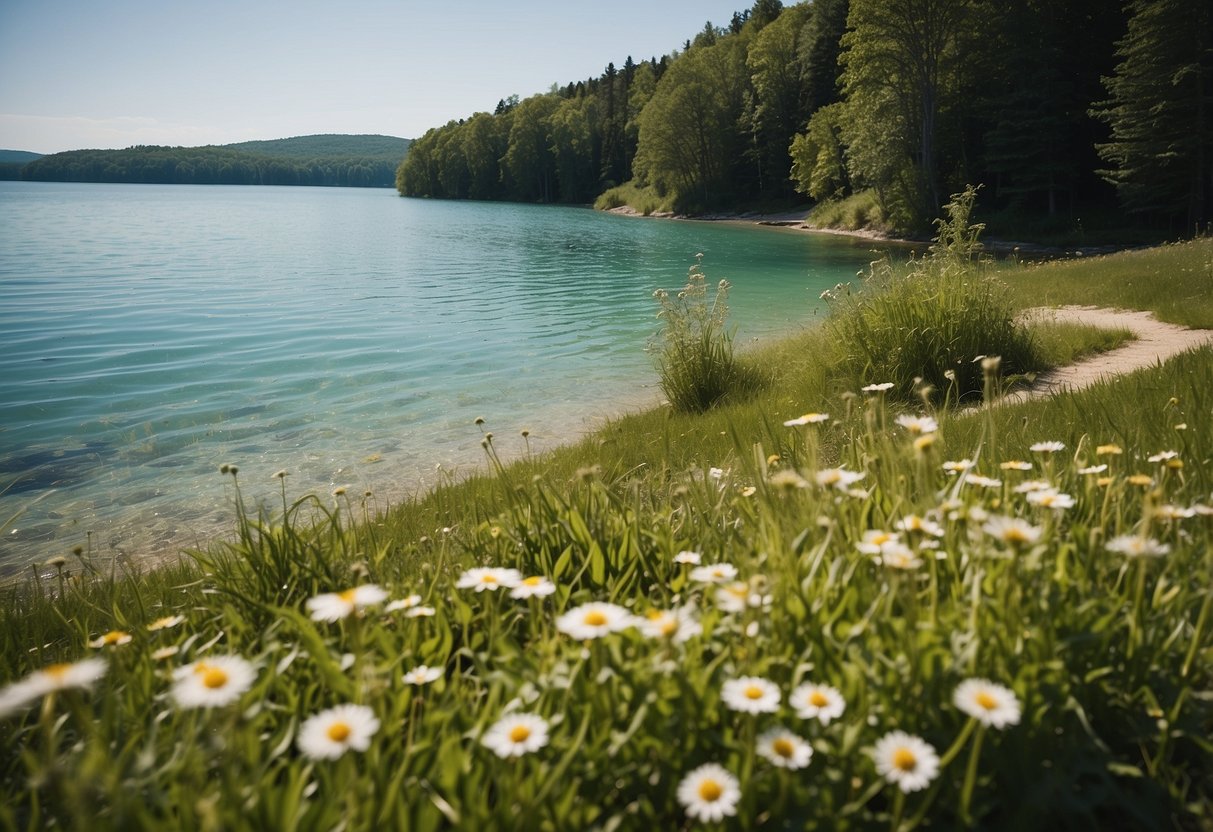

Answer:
[2,238,1210,830]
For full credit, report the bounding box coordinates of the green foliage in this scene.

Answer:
[649,256,762,412]
[790,102,848,200]
[21,135,409,188]
[806,188,886,231]
[592,180,672,215]
[826,186,1040,400]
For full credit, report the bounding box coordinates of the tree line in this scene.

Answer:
[397,0,1213,236]
[17,139,408,188]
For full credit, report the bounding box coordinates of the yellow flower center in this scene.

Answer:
[976,691,998,711]
[772,738,795,758]
[523,576,542,586]
[338,588,358,602]
[509,725,532,743]
[892,748,918,772]
[660,619,678,636]
[583,611,607,627]
[744,685,764,700]
[201,667,230,689]
[45,663,71,680]
[809,691,829,708]
[103,630,126,645]
[872,533,891,545]
[480,575,498,584]
[327,721,351,742]
[1004,529,1027,543]
[698,779,723,802]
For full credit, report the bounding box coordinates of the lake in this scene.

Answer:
[0,182,883,574]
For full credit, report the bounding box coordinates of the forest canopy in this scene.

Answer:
[15,135,411,188]
[396,0,1213,237]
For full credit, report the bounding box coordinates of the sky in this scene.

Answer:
[0,0,748,154]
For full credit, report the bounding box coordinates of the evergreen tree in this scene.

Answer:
[1094,0,1213,231]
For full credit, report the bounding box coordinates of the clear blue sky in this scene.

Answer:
[0,0,747,154]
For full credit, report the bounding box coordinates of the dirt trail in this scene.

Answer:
[1003,306,1213,404]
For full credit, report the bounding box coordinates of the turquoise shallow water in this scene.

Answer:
[0,182,881,573]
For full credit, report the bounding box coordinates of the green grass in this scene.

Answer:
[593,180,674,216]
[1,241,1210,830]
[807,189,890,233]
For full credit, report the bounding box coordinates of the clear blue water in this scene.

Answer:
[0,181,881,573]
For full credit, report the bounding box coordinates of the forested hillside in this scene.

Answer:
[397,0,1213,237]
[18,134,410,188]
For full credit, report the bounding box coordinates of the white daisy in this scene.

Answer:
[306,584,389,622]
[402,665,443,686]
[676,763,741,823]
[510,576,557,599]
[982,516,1042,547]
[999,460,1033,472]
[815,467,866,490]
[965,474,1002,489]
[88,630,132,649]
[757,727,814,769]
[768,469,809,490]
[639,607,701,644]
[405,605,437,618]
[385,594,422,612]
[714,581,771,613]
[673,550,702,565]
[721,676,781,714]
[1076,464,1108,475]
[953,679,1021,729]
[297,703,380,760]
[895,414,938,435]
[784,412,830,426]
[896,514,945,538]
[1026,489,1075,510]
[942,459,976,474]
[147,615,185,632]
[480,713,550,758]
[0,658,108,717]
[790,682,846,724]
[1013,479,1053,494]
[879,543,922,570]
[1147,450,1178,463]
[171,655,257,709]
[455,568,523,593]
[1029,441,1066,454]
[862,382,894,392]
[1106,535,1171,558]
[689,563,738,584]
[873,731,940,793]
[855,529,899,555]
[555,602,633,640]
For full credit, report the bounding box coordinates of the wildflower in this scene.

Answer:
[913,434,937,453]
[405,606,436,618]
[677,764,741,823]
[306,584,389,622]
[999,460,1033,471]
[783,412,830,426]
[385,594,423,612]
[510,576,557,599]
[480,713,550,758]
[1026,490,1075,510]
[454,568,523,593]
[768,469,809,490]
[954,679,1021,729]
[790,682,845,724]
[1029,441,1066,454]
[1097,476,1114,488]
[873,731,940,793]
[402,665,443,686]
[709,467,725,481]
[1096,444,1123,456]
[297,704,380,760]
[1155,505,1195,521]
[862,382,895,392]
[740,486,757,497]
[815,467,866,490]
[171,656,256,709]
[896,414,938,435]
[1106,535,1170,558]
[896,515,944,538]
[88,630,132,649]
[855,530,897,555]
[721,676,781,714]
[983,516,1042,547]
[1127,474,1154,487]
[151,646,180,661]
[0,658,108,717]
[1013,479,1053,494]
[880,543,922,570]
[965,474,1002,489]
[1076,464,1107,475]
[673,550,702,565]
[1148,450,1178,463]
[555,602,633,640]
[689,563,738,584]
[640,607,701,643]
[714,581,771,613]
[757,727,814,770]
[942,459,975,474]
[147,615,184,632]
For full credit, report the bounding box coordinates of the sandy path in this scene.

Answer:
[1002,306,1213,404]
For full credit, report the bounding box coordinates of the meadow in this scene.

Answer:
[1,214,1210,830]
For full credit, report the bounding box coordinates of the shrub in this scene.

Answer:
[826,186,1040,402]
[649,256,762,412]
